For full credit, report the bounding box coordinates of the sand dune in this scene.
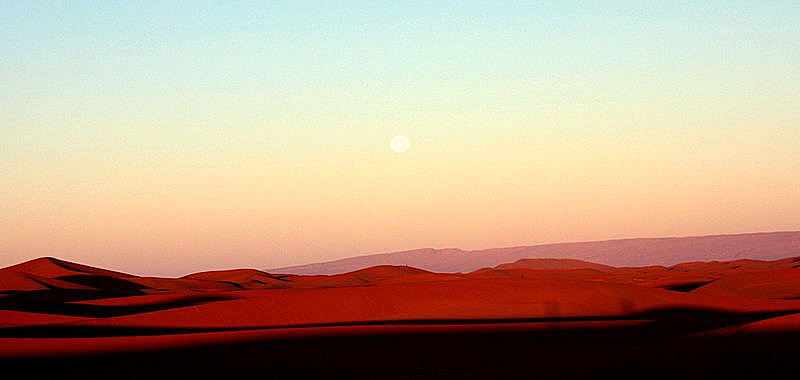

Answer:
[3,251,800,378]
[2,257,136,279]
[182,269,290,289]
[1,254,800,330]
[692,269,800,299]
[494,258,617,272]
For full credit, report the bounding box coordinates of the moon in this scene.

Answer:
[390,134,411,153]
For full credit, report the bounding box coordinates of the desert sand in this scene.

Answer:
[2,251,800,378]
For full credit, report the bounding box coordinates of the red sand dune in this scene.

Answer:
[3,252,800,378]
[182,269,290,289]
[66,276,800,331]
[278,265,464,288]
[691,269,800,299]
[2,257,136,279]
[495,258,617,271]
[0,270,93,292]
[131,276,242,292]
[0,309,88,328]
[0,257,132,292]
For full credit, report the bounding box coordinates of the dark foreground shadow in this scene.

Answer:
[2,325,798,379]
[2,306,799,379]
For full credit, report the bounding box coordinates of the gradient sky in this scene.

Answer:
[2,1,799,276]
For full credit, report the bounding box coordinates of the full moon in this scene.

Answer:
[390,134,411,153]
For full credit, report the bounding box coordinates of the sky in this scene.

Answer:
[1,1,799,276]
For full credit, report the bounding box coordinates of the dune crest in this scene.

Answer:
[3,250,800,378]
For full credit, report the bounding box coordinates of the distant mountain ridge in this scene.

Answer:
[270,231,800,275]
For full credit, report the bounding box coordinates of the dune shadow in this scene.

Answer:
[0,305,796,339]
[55,275,150,293]
[660,281,716,292]
[0,292,234,318]
[3,317,800,379]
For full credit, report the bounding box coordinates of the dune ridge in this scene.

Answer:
[3,247,800,378]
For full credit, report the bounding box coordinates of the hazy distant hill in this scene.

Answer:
[270,231,800,275]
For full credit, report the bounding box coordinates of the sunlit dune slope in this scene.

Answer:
[692,269,800,299]
[3,253,800,360]
[182,269,290,289]
[69,277,800,330]
[494,258,616,272]
[3,257,136,279]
